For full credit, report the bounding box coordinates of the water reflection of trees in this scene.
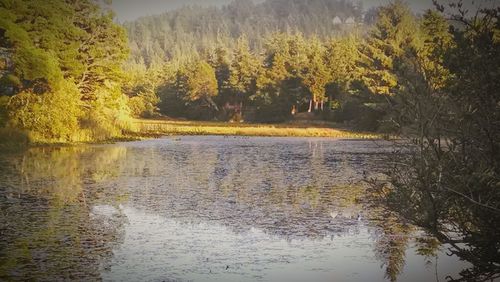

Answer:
[0,138,430,281]
[371,211,412,282]
[117,139,388,239]
[0,147,128,280]
[369,157,500,282]
[111,138,417,281]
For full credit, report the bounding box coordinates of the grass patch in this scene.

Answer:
[129,119,382,139]
[0,119,383,149]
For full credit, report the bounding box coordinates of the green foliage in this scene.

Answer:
[325,35,362,88]
[419,10,454,91]
[253,33,309,118]
[73,3,129,99]
[372,3,500,281]
[228,37,260,102]
[0,0,132,144]
[183,60,218,104]
[128,2,422,129]
[79,85,134,141]
[124,0,363,66]
[357,0,419,96]
[301,36,330,107]
[122,62,163,118]
[208,45,232,97]
[12,46,62,85]
[164,60,219,120]
[7,80,81,142]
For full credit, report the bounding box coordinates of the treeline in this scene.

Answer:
[0,0,132,143]
[1,0,498,148]
[125,33,368,124]
[120,1,437,130]
[124,0,365,66]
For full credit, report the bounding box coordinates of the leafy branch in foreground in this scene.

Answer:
[368,2,500,281]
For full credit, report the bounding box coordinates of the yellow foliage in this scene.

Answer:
[7,80,81,143]
[79,85,135,141]
[131,119,381,139]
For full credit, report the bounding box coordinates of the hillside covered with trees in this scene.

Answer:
[124,0,365,66]
[0,0,498,280]
[0,0,498,146]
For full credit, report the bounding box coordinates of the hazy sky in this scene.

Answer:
[111,0,437,22]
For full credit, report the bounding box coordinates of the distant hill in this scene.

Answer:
[123,0,364,66]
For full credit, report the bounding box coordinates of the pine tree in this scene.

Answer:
[208,44,232,102]
[228,36,260,109]
[180,60,219,111]
[357,0,419,96]
[301,36,330,111]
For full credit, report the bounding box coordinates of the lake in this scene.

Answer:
[0,136,467,281]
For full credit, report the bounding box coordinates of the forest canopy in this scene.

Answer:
[0,0,413,143]
[0,0,499,145]
[0,1,498,280]
[0,0,131,143]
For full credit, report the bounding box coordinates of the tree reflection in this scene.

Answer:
[371,211,412,282]
[369,157,500,282]
[0,138,446,281]
[0,146,128,280]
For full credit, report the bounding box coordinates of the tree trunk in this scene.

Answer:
[308,99,313,112]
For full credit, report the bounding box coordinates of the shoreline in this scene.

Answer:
[0,119,388,150]
[130,119,384,139]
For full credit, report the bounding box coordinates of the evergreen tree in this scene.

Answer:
[228,36,260,105]
[301,36,330,111]
[124,0,363,66]
[177,60,219,117]
[325,35,362,92]
[357,0,419,96]
[379,3,500,281]
[71,0,129,100]
[208,44,232,104]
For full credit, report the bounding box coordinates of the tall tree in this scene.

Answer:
[258,33,308,113]
[228,36,260,106]
[357,0,419,96]
[208,44,232,103]
[376,3,500,281]
[301,36,330,111]
[325,35,362,92]
[178,60,219,112]
[70,0,129,100]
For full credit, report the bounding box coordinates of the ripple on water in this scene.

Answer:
[0,136,466,281]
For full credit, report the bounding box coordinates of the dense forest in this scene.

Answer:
[0,0,498,141]
[122,0,377,124]
[124,0,365,66]
[0,0,499,280]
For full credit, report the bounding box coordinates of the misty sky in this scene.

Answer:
[111,0,436,22]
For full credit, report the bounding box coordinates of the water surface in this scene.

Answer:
[0,136,466,281]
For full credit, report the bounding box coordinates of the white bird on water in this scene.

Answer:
[329,210,338,219]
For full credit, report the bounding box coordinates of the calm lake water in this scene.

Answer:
[0,136,467,281]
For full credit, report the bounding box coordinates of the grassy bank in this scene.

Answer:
[0,119,383,150]
[130,119,382,139]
